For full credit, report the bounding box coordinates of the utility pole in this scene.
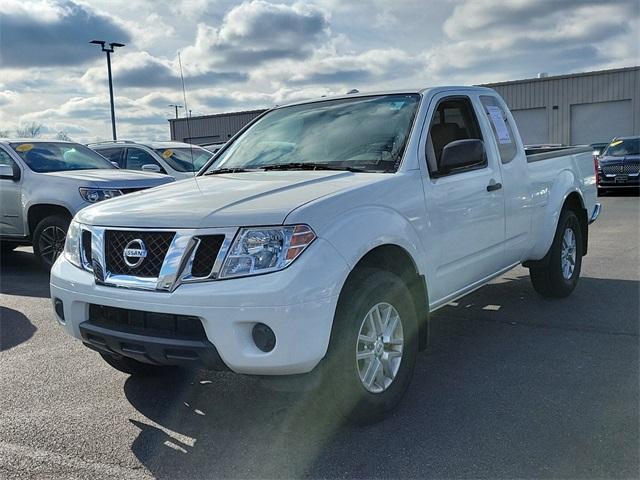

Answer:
[169,104,184,119]
[90,40,125,141]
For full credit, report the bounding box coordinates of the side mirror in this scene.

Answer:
[440,139,486,174]
[0,164,17,180]
[141,164,161,173]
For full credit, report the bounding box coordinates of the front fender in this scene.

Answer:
[318,205,426,277]
[528,169,584,260]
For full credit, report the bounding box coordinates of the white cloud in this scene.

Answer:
[3,0,637,143]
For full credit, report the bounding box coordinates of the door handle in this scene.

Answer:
[486,182,502,192]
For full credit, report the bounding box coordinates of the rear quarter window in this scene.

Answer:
[480,95,518,163]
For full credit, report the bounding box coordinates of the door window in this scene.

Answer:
[125,148,164,172]
[426,97,484,176]
[97,147,124,167]
[480,95,518,163]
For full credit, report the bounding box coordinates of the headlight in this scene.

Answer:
[79,187,122,203]
[63,219,82,268]
[219,225,316,278]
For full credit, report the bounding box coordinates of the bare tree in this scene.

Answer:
[56,131,73,142]
[16,122,43,138]
[0,129,10,138]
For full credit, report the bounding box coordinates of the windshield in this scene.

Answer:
[602,138,639,157]
[202,94,420,174]
[154,147,213,172]
[10,142,116,173]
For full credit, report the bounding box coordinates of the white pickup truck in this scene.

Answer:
[51,87,600,424]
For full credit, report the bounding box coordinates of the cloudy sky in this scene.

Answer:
[1,0,638,143]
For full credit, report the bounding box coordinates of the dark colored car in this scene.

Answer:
[596,136,639,192]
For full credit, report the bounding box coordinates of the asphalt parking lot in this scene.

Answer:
[0,193,638,479]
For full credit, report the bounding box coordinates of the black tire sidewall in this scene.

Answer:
[324,268,418,424]
[549,210,582,293]
[33,215,69,269]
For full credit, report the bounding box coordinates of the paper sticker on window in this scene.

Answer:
[15,144,34,152]
[609,140,623,147]
[161,149,173,158]
[486,106,511,144]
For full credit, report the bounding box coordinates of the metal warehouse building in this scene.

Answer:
[170,66,639,147]
[484,66,639,145]
[169,109,266,146]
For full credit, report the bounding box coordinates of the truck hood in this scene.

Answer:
[76,171,388,228]
[41,169,174,188]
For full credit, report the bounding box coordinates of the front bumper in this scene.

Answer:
[50,238,349,375]
[598,173,640,188]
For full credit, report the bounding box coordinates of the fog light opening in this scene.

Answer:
[252,323,276,353]
[54,298,65,322]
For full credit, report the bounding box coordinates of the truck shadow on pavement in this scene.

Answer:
[0,249,50,298]
[123,274,639,479]
[0,306,37,352]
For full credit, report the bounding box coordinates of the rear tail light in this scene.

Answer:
[593,154,600,185]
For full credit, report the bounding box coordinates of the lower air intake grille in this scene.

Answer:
[191,235,225,277]
[105,230,174,277]
[88,304,206,340]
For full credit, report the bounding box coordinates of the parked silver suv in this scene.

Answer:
[88,140,214,180]
[0,139,173,268]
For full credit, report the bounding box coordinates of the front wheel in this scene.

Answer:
[321,268,419,425]
[529,209,583,298]
[32,215,69,269]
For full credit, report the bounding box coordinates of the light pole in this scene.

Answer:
[168,104,183,119]
[90,40,125,141]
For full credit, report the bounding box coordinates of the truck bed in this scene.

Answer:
[525,145,592,162]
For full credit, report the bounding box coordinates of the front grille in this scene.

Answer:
[105,230,174,277]
[88,304,206,341]
[601,162,640,175]
[191,235,225,277]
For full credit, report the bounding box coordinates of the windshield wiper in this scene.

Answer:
[261,162,369,173]
[203,167,262,175]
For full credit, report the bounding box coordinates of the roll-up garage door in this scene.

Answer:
[570,100,632,144]
[511,108,548,145]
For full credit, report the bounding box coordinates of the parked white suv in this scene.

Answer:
[51,87,600,423]
[0,139,173,267]
[88,140,214,180]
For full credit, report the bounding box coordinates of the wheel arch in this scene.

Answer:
[27,203,72,236]
[524,188,588,267]
[526,169,588,262]
[336,244,430,351]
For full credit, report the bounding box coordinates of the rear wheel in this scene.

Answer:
[321,268,419,425]
[530,209,583,298]
[99,353,176,377]
[32,215,69,269]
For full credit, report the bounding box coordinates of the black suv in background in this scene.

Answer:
[596,136,640,193]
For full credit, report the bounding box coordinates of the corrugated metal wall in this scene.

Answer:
[483,66,639,145]
[169,109,266,145]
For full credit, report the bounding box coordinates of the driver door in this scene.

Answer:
[0,147,24,236]
[419,93,506,304]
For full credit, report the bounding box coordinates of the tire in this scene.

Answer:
[320,268,419,425]
[32,215,70,269]
[530,209,582,298]
[99,353,175,377]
